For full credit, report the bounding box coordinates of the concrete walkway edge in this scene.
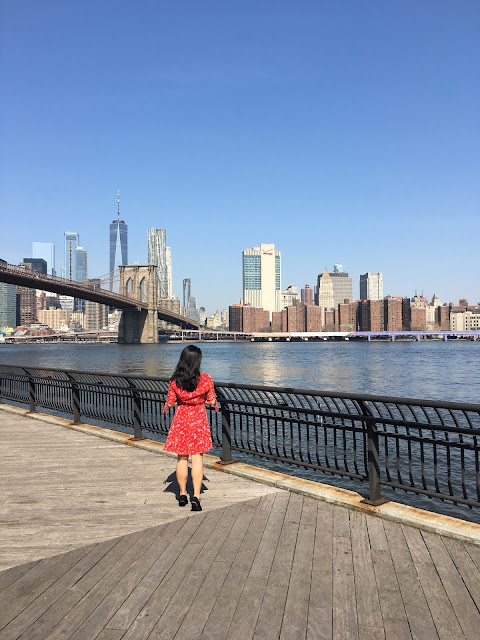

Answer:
[2,403,479,546]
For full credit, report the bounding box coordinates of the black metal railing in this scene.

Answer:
[1,364,479,517]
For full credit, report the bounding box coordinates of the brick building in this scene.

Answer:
[410,307,427,331]
[228,305,269,332]
[338,302,358,331]
[384,298,403,332]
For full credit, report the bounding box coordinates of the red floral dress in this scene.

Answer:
[163,373,218,455]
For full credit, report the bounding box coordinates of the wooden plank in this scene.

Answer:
[463,541,480,573]
[228,493,290,640]
[256,585,289,640]
[382,519,438,640]
[0,546,91,632]
[442,537,480,609]
[308,500,333,639]
[0,560,40,594]
[266,493,303,588]
[105,517,191,631]
[358,626,385,640]
[72,509,228,640]
[280,497,317,640]
[350,510,383,630]
[94,630,125,640]
[199,493,279,640]
[0,538,120,640]
[145,505,243,640]
[171,560,232,640]
[414,562,466,640]
[366,516,389,551]
[333,504,350,538]
[401,525,432,565]
[46,524,170,640]
[332,525,358,640]
[422,531,480,640]
[118,505,239,640]
[14,532,146,640]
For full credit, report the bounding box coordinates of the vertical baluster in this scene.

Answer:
[127,380,143,441]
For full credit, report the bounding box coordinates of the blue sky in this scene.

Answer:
[1,1,479,313]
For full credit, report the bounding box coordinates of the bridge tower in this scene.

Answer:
[118,265,159,344]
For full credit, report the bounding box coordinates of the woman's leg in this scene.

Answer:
[176,455,189,495]
[191,453,204,499]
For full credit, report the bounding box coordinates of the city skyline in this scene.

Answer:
[1,2,478,312]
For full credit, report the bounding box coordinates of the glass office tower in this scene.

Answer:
[242,244,281,318]
[109,191,128,292]
[32,242,56,276]
[64,232,79,280]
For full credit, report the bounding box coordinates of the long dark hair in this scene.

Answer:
[171,345,202,392]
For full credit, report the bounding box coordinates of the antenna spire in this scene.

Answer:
[117,189,120,221]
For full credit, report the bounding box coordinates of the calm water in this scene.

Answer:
[1,339,479,402]
[1,340,479,522]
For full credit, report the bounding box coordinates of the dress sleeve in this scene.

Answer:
[163,381,177,414]
[205,376,219,411]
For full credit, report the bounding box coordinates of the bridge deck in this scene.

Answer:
[1,411,479,639]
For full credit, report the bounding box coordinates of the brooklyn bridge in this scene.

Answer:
[0,261,200,343]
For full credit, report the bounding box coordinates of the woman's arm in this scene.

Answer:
[165,381,177,408]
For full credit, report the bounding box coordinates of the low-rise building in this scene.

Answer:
[450,311,480,331]
[37,308,70,329]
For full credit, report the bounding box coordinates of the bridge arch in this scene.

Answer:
[140,277,149,303]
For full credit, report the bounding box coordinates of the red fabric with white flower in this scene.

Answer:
[163,373,217,455]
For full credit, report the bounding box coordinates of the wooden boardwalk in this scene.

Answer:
[1,411,480,639]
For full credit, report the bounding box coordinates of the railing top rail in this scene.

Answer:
[2,363,480,413]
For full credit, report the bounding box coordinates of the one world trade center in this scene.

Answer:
[109,190,128,291]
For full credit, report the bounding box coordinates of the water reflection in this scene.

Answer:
[1,340,479,402]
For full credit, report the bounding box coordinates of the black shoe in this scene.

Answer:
[191,497,202,512]
[179,494,188,507]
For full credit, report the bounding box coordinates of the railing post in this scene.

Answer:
[130,384,143,440]
[23,369,36,413]
[215,391,236,465]
[71,382,81,423]
[359,401,389,506]
[66,373,81,423]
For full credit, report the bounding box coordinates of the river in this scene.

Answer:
[0,339,479,402]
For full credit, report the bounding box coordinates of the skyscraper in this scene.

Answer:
[242,243,281,318]
[183,278,191,309]
[317,268,335,310]
[64,232,79,280]
[0,282,17,328]
[166,247,172,298]
[74,248,87,312]
[75,248,87,282]
[32,242,55,276]
[316,266,353,308]
[147,228,168,299]
[360,272,383,300]
[109,191,128,291]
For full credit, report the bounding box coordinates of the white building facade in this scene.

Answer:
[359,272,383,300]
[450,311,480,331]
[242,244,281,318]
[147,228,168,299]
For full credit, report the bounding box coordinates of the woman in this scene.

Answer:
[163,345,217,511]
